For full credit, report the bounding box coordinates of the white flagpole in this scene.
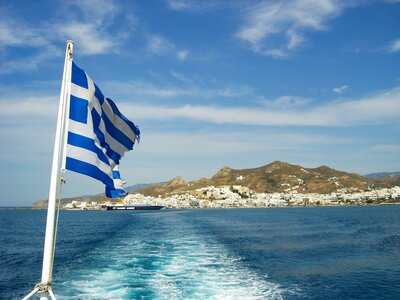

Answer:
[38,40,73,300]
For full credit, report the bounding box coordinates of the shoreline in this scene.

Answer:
[0,207,46,210]
[3,201,399,211]
[5,186,400,210]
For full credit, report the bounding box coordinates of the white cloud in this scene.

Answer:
[171,71,193,83]
[371,144,400,153]
[387,38,400,53]
[2,81,399,128]
[333,85,349,94]
[0,124,54,161]
[0,82,60,123]
[260,95,310,109]
[164,0,218,12]
[66,0,119,26]
[0,97,58,121]
[236,0,347,57]
[177,50,189,61]
[0,45,62,74]
[0,18,48,48]
[165,0,195,10]
[119,86,400,126]
[104,80,253,99]
[146,35,175,55]
[135,130,350,158]
[59,22,117,55]
[146,36,190,61]
[0,0,132,73]
[58,0,128,56]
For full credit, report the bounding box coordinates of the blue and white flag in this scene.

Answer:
[65,62,140,198]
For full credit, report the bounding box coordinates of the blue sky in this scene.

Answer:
[0,0,399,206]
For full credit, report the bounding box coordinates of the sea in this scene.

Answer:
[0,206,399,300]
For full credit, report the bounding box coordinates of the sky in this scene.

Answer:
[0,0,399,206]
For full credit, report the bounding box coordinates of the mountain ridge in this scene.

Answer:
[363,172,400,179]
[136,161,394,197]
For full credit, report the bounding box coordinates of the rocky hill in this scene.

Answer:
[137,161,392,197]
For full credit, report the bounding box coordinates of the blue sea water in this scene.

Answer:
[0,206,399,299]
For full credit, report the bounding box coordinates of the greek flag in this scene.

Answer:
[65,62,140,198]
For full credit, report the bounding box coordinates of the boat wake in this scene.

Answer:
[55,211,289,299]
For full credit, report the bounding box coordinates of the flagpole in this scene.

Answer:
[38,40,73,300]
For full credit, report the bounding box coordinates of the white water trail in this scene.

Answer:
[55,212,290,299]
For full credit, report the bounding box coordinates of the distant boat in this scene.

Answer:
[106,204,163,210]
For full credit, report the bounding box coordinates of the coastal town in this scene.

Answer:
[62,185,400,210]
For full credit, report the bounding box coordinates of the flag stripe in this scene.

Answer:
[91,109,124,163]
[105,186,127,198]
[68,110,121,163]
[71,82,91,103]
[86,80,139,142]
[68,118,94,140]
[95,98,135,150]
[67,144,112,177]
[112,170,121,178]
[69,95,88,124]
[66,157,114,188]
[67,132,110,166]
[90,92,131,156]
[105,97,140,139]
[71,62,88,89]
[94,83,105,105]
[101,110,134,150]
[69,110,126,161]
[102,98,138,142]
